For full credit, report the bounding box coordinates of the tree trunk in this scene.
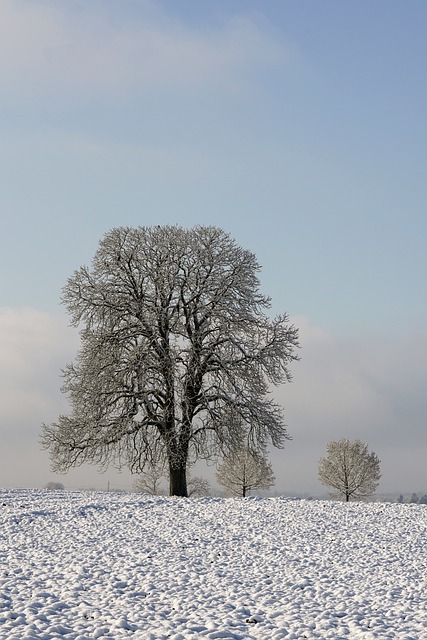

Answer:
[169,462,188,497]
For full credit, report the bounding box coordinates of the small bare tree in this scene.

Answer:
[133,461,166,495]
[318,438,381,502]
[45,481,65,490]
[187,474,211,497]
[217,446,275,497]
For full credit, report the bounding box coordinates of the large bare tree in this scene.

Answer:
[41,225,299,496]
[318,438,381,502]
[216,446,276,497]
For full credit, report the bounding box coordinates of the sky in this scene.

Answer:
[0,0,426,496]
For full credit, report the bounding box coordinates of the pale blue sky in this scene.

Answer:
[0,1,426,494]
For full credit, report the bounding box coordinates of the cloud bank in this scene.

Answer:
[0,308,425,495]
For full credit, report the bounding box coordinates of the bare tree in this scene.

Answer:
[41,225,299,496]
[45,481,65,490]
[187,474,211,497]
[318,439,381,502]
[217,446,276,497]
[133,461,166,495]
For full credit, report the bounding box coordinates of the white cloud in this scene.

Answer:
[281,317,396,441]
[0,0,287,104]
[0,307,77,426]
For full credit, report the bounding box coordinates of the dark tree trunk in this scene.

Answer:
[242,462,247,497]
[169,462,188,497]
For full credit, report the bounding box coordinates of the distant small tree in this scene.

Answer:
[418,494,427,505]
[217,446,275,497]
[409,493,419,504]
[133,461,166,495]
[187,474,211,497]
[397,494,404,503]
[45,481,65,490]
[318,438,381,502]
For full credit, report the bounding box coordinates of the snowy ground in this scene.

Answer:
[1,490,426,640]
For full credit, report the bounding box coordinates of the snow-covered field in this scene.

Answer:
[1,490,426,640]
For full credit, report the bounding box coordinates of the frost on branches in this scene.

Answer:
[318,438,381,502]
[217,446,276,497]
[41,226,299,496]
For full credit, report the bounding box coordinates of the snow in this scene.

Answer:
[1,490,426,639]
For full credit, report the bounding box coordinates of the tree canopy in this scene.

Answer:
[41,225,299,496]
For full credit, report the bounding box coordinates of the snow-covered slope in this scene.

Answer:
[1,490,426,639]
